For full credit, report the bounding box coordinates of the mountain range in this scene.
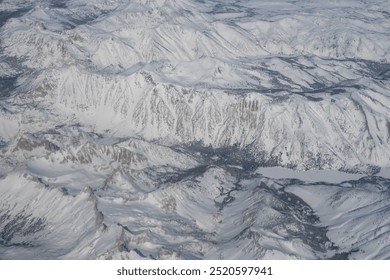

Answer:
[1,0,390,259]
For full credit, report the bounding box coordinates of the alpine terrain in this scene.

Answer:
[1,0,390,259]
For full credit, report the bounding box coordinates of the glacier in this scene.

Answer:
[0,0,390,259]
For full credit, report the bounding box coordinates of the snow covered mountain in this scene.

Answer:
[0,0,390,259]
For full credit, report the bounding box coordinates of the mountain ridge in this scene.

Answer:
[1,0,390,259]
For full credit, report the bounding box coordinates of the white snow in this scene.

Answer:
[377,167,390,179]
[1,0,390,260]
[256,167,365,183]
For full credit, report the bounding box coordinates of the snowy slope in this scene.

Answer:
[2,0,390,170]
[1,0,390,259]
